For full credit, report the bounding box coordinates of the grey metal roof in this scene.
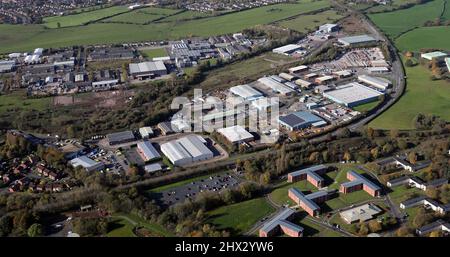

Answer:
[70,155,99,168]
[289,165,328,177]
[289,188,320,211]
[278,220,303,233]
[347,170,381,191]
[401,196,427,208]
[338,35,376,45]
[107,131,135,143]
[260,208,299,233]
[129,61,166,75]
[137,141,161,160]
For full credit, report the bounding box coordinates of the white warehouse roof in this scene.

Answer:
[358,75,391,91]
[258,77,294,95]
[217,125,254,144]
[323,82,383,107]
[229,84,264,101]
[160,135,213,165]
[129,61,166,74]
[273,44,303,54]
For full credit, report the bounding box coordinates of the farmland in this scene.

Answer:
[206,198,275,236]
[370,60,450,130]
[43,6,129,28]
[276,10,344,33]
[0,91,51,113]
[104,7,181,24]
[368,0,447,39]
[395,26,450,51]
[0,0,331,53]
[140,48,168,59]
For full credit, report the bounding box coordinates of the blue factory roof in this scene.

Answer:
[279,111,324,129]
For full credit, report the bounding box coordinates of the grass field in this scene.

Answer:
[140,48,168,59]
[0,91,51,113]
[293,214,343,237]
[0,0,330,53]
[43,6,129,28]
[107,213,173,237]
[369,61,450,130]
[368,0,447,39]
[395,26,450,51]
[104,7,180,24]
[157,10,212,22]
[353,99,381,113]
[277,10,343,33]
[207,198,275,235]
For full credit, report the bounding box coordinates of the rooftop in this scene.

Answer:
[217,125,254,143]
[129,61,166,74]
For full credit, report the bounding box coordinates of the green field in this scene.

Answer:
[0,0,330,53]
[43,6,129,28]
[0,91,51,113]
[104,7,180,24]
[353,100,381,113]
[158,10,211,22]
[277,10,343,33]
[207,198,275,235]
[369,61,450,129]
[368,0,447,39]
[107,213,173,237]
[140,48,168,59]
[395,26,450,51]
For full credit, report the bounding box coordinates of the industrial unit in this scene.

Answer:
[338,35,377,47]
[322,82,383,108]
[288,65,308,74]
[318,23,340,33]
[278,111,326,131]
[257,76,294,96]
[251,97,279,111]
[358,75,392,91]
[160,135,213,166]
[229,84,264,101]
[139,127,154,139]
[421,51,448,61]
[107,131,136,146]
[272,44,303,56]
[340,170,381,197]
[129,61,167,79]
[137,141,161,162]
[70,155,105,172]
[259,208,303,237]
[217,125,254,144]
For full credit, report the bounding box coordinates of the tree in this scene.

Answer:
[368,220,382,233]
[408,152,418,165]
[343,151,352,162]
[27,223,44,237]
[358,222,369,236]
[396,225,413,237]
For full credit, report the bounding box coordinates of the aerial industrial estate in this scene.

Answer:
[0,0,448,241]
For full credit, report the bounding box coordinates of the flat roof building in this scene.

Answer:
[416,220,450,236]
[144,163,163,173]
[129,61,167,79]
[358,75,392,91]
[287,165,329,188]
[229,84,264,101]
[338,35,377,47]
[294,79,313,89]
[251,97,279,111]
[387,176,448,191]
[289,65,308,74]
[340,170,381,197]
[272,44,303,56]
[315,75,335,84]
[217,125,254,144]
[70,155,105,172]
[139,127,154,139]
[278,111,325,131]
[421,51,447,61]
[400,196,450,215]
[340,203,382,224]
[107,131,136,146]
[323,82,384,108]
[319,23,339,33]
[259,208,303,237]
[137,141,161,162]
[158,122,175,135]
[160,135,213,166]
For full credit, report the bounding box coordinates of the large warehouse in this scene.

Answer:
[272,44,303,56]
[129,61,167,79]
[278,111,326,131]
[137,141,161,162]
[323,82,383,107]
[257,76,294,96]
[358,75,392,91]
[229,84,264,101]
[217,125,254,144]
[107,131,136,145]
[160,135,213,166]
[338,35,377,47]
